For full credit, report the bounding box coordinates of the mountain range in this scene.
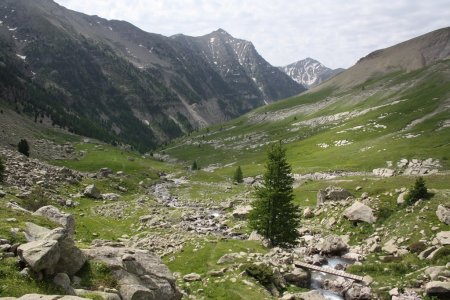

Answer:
[0,0,304,151]
[279,58,344,88]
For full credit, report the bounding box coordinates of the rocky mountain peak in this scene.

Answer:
[280,58,344,88]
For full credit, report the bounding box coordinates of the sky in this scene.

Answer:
[54,0,450,69]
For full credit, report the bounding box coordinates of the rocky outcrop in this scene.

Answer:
[83,246,182,300]
[343,201,376,223]
[316,187,353,206]
[33,206,75,237]
[436,205,450,225]
[345,284,372,300]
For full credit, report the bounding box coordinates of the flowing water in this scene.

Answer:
[310,257,354,300]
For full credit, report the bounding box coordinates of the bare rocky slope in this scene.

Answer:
[316,27,450,91]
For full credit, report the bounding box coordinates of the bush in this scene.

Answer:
[244,263,274,288]
[0,157,5,183]
[408,241,427,254]
[18,139,30,157]
[405,177,429,205]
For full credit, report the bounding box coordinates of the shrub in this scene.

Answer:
[408,241,427,254]
[18,139,30,157]
[17,186,51,212]
[405,177,429,205]
[244,263,274,288]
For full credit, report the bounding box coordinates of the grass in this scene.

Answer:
[0,258,63,297]
[76,261,118,290]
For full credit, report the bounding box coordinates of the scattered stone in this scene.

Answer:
[102,193,120,201]
[343,201,376,223]
[436,205,450,225]
[183,273,202,282]
[303,207,314,218]
[345,284,372,300]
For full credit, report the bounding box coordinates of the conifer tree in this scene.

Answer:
[248,142,300,247]
[18,139,30,157]
[233,166,243,183]
[191,160,199,170]
[0,157,5,183]
[406,177,428,205]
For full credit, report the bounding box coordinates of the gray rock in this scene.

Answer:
[294,291,327,300]
[382,239,399,255]
[83,247,181,300]
[248,230,264,241]
[183,273,202,282]
[33,206,75,237]
[436,205,450,225]
[18,240,60,274]
[345,284,372,300]
[53,273,75,295]
[83,184,101,199]
[419,246,437,260]
[24,222,52,242]
[317,186,353,206]
[283,268,310,288]
[372,168,395,177]
[303,207,314,218]
[316,235,348,255]
[0,190,6,197]
[436,231,450,245]
[102,193,120,201]
[425,281,450,298]
[217,253,237,264]
[232,205,252,219]
[343,201,376,223]
[397,192,408,205]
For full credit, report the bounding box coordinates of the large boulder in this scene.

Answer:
[21,223,86,276]
[33,206,75,237]
[345,284,372,300]
[83,247,182,300]
[283,268,311,288]
[83,184,101,199]
[425,281,450,299]
[232,205,253,219]
[436,231,450,245]
[436,205,450,225]
[343,201,376,223]
[316,235,349,255]
[18,240,60,274]
[317,186,353,206]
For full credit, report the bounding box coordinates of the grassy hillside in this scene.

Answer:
[164,60,450,175]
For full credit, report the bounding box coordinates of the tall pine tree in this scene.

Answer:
[248,142,300,247]
[233,166,243,183]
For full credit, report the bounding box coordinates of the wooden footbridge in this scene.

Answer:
[294,261,365,282]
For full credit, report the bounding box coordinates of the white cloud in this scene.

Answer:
[55,0,450,69]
